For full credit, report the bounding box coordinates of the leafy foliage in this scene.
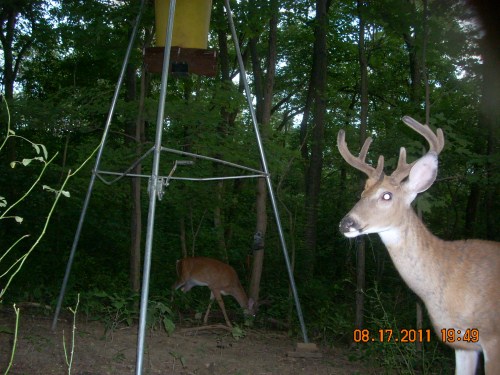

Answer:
[1,1,497,372]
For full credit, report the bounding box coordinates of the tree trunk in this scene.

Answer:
[214,180,228,261]
[248,4,278,304]
[403,32,422,109]
[354,0,369,331]
[422,0,430,124]
[415,1,429,363]
[0,4,30,102]
[402,0,423,114]
[125,63,139,293]
[302,0,329,278]
[0,4,33,177]
[211,1,243,261]
[476,31,500,241]
[125,59,149,293]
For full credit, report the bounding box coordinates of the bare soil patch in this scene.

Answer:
[0,309,377,375]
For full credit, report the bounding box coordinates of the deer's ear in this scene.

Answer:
[405,153,438,194]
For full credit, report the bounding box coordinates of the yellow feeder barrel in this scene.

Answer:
[155,0,213,49]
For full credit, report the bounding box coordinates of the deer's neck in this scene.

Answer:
[229,284,249,308]
[378,209,444,299]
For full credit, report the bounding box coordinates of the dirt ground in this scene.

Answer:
[0,309,379,375]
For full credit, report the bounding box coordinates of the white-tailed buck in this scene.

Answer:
[173,256,255,328]
[337,116,500,375]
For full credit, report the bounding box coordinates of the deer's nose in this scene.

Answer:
[339,216,359,234]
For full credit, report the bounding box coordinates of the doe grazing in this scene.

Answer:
[173,256,255,328]
[337,116,500,375]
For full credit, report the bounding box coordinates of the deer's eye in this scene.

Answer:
[382,192,392,201]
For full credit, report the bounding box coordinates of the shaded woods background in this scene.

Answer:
[1,0,498,372]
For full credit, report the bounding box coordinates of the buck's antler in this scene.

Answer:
[402,116,444,154]
[337,130,384,181]
[390,116,445,184]
[338,117,445,185]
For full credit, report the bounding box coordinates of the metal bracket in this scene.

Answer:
[148,160,195,200]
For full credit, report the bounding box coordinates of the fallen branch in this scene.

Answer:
[178,324,232,334]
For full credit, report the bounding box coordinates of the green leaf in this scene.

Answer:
[231,326,245,340]
[0,325,14,334]
[43,185,70,197]
[92,290,110,298]
[163,317,175,335]
[40,144,48,159]
[169,351,185,367]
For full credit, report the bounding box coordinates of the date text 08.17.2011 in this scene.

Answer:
[353,329,431,343]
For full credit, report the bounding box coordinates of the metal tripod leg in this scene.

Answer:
[51,0,146,331]
[135,1,176,374]
[223,0,309,343]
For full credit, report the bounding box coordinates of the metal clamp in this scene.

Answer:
[148,160,194,201]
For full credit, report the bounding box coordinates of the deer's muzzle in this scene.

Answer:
[339,215,361,237]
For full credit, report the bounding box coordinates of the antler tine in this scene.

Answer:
[358,136,372,162]
[390,146,416,184]
[402,116,445,155]
[337,130,384,180]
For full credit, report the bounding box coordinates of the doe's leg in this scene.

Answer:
[203,292,215,325]
[208,289,232,328]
